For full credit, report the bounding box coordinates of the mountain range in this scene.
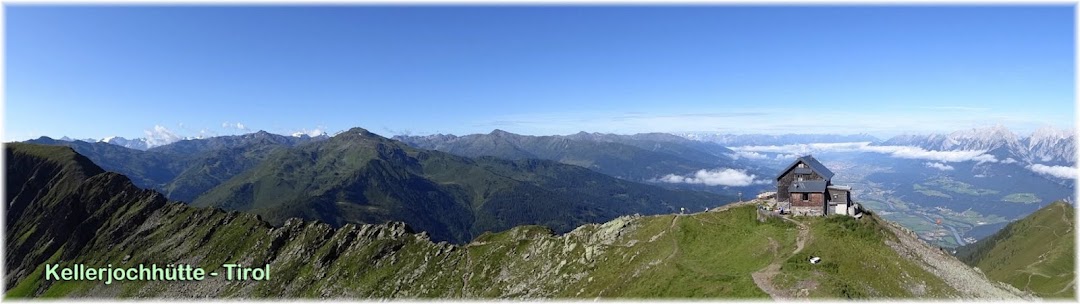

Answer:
[23,125,1076,248]
[54,131,332,151]
[394,130,771,194]
[26,128,736,244]
[188,128,733,243]
[879,126,1075,166]
[4,143,1037,299]
[26,131,328,203]
[78,125,1076,168]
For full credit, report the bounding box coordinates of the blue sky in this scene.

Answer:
[6,5,1075,141]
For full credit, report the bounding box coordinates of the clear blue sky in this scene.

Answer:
[6,5,1075,141]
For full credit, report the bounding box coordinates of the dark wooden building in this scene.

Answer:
[776,155,855,216]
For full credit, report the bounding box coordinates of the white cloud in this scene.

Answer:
[924,162,954,171]
[727,151,770,160]
[774,153,798,160]
[143,125,182,147]
[656,168,763,187]
[291,127,327,137]
[860,145,999,163]
[1002,158,1019,164]
[222,121,249,131]
[732,142,998,163]
[1028,164,1078,179]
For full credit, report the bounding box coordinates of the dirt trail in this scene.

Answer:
[751,216,810,300]
[1053,277,1076,296]
[665,214,681,261]
[1019,203,1073,295]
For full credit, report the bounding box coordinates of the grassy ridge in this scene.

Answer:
[776,215,958,298]
[7,199,797,298]
[955,201,1075,298]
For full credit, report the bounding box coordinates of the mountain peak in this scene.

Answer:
[6,143,106,178]
[331,127,385,141]
[1030,126,1073,140]
[489,129,513,136]
[98,136,151,151]
[958,124,1014,137]
[346,127,373,135]
[945,125,1021,147]
[31,136,57,143]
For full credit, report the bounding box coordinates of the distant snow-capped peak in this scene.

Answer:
[99,136,151,150]
[932,125,1025,157]
[57,136,96,142]
[1029,126,1074,143]
[881,125,1074,166]
[1025,127,1076,165]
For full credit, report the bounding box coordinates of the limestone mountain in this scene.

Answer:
[880,126,1076,166]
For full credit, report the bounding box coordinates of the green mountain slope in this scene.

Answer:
[5,145,1029,298]
[191,128,734,243]
[772,213,1023,299]
[5,143,163,293]
[955,201,1076,298]
[157,132,319,202]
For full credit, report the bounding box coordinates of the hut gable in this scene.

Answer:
[775,155,835,181]
[775,155,833,203]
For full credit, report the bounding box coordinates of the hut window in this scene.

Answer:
[801,193,809,201]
